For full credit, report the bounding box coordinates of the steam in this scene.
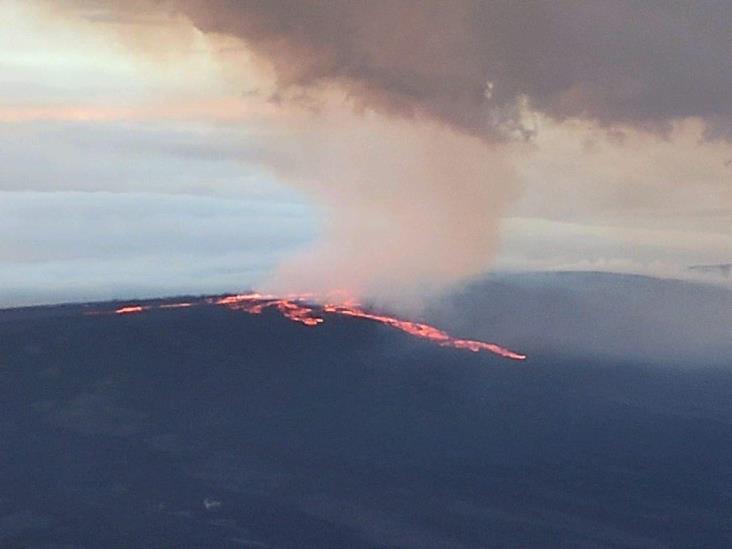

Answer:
[101,0,732,139]
[40,0,732,302]
[248,101,518,302]
[42,1,526,303]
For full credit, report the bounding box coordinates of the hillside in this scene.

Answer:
[1,280,732,547]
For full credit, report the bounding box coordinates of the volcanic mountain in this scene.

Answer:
[1,273,732,547]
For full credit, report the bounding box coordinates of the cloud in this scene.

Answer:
[495,216,732,282]
[0,119,284,195]
[0,191,314,307]
[64,1,732,140]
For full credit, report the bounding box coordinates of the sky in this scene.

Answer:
[1,1,730,307]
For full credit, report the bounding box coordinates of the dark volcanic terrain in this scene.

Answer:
[1,277,731,548]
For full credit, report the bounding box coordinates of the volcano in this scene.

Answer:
[1,275,732,547]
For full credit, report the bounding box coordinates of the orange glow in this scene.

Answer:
[213,294,526,360]
[321,303,527,361]
[0,97,275,124]
[212,294,324,326]
[103,294,526,361]
[159,302,193,309]
[115,306,147,315]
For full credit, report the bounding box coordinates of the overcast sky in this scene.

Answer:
[2,1,730,306]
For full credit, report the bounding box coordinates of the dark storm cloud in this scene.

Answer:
[77,0,732,140]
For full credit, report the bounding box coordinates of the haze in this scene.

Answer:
[1,1,730,306]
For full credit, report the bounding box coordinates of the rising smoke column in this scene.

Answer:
[47,0,525,302]
[248,105,519,302]
[45,0,732,300]
[170,0,527,303]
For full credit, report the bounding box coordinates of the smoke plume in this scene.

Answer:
[248,102,518,302]
[74,0,732,139]
[45,1,732,300]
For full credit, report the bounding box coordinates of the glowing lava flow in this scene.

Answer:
[215,294,324,326]
[322,304,526,360]
[109,294,525,361]
[115,306,148,314]
[213,294,526,361]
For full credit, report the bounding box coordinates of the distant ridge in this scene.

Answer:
[688,263,732,278]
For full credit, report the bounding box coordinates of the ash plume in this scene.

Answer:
[247,105,519,303]
[44,0,732,301]
[71,0,732,139]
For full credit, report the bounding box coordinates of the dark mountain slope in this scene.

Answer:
[0,290,731,547]
[428,272,732,365]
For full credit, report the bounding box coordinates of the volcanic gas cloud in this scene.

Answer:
[47,1,522,305]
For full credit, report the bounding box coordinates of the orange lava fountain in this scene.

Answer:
[110,293,526,361]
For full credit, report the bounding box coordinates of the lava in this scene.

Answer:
[214,294,525,360]
[115,306,148,315]
[213,294,324,326]
[103,293,526,361]
[321,303,527,361]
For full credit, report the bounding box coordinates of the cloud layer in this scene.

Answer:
[74,1,732,140]
[0,190,313,307]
